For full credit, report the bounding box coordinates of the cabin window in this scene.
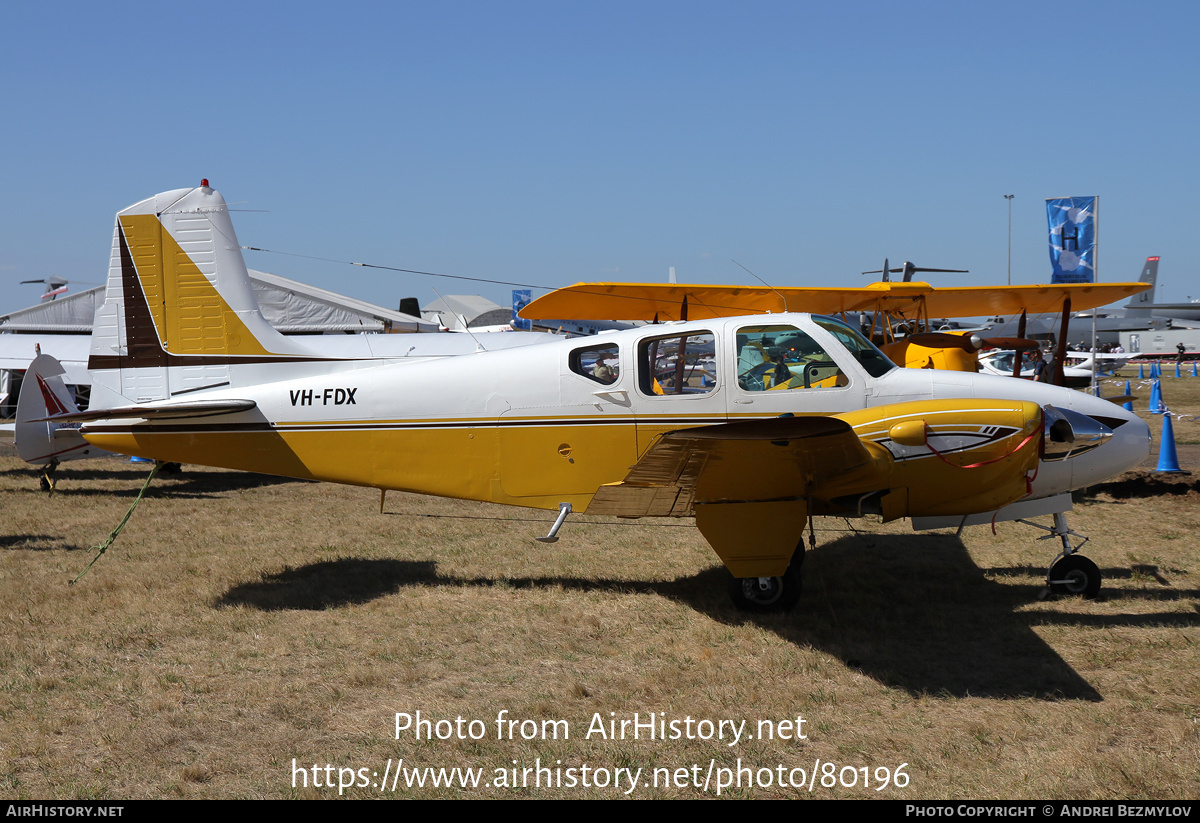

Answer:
[991,352,1017,373]
[638,332,717,396]
[569,343,621,384]
[812,317,896,378]
[735,325,847,391]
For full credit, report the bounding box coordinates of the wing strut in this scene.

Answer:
[1012,310,1027,379]
[1054,297,1072,386]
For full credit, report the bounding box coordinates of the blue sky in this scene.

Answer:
[3,1,1198,316]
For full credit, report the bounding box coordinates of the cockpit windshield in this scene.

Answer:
[736,325,847,391]
[812,317,896,378]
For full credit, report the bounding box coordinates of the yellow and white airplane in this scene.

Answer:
[27,183,1151,610]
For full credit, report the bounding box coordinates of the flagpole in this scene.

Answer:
[1092,197,1099,395]
[1005,194,1014,286]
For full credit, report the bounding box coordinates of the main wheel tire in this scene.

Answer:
[727,563,802,613]
[1048,554,1102,598]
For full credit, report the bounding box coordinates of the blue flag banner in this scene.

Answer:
[511,289,532,331]
[1046,196,1097,283]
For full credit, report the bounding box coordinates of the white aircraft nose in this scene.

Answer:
[1034,394,1150,496]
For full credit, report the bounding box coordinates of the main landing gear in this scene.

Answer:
[1018,512,1102,598]
[726,545,805,613]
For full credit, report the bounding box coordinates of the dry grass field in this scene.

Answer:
[2,372,1199,799]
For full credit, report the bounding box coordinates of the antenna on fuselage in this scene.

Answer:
[430,287,488,352]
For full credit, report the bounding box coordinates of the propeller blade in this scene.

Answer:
[983,337,1039,351]
[1013,310,1027,379]
[1054,298,1072,386]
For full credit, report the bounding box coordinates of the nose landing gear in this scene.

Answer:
[1046,553,1102,598]
[1018,511,1102,598]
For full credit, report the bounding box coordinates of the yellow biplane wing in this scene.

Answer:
[520,280,1152,322]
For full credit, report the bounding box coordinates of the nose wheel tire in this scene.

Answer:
[727,563,802,613]
[1047,554,1101,598]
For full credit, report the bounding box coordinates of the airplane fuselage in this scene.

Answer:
[81,313,1150,523]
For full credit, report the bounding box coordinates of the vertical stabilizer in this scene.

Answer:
[1124,257,1159,314]
[89,183,317,405]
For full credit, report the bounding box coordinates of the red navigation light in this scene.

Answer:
[1148,256,1160,261]
[200,178,210,188]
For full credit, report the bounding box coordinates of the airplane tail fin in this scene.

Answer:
[15,354,108,465]
[1124,256,1159,314]
[89,182,316,405]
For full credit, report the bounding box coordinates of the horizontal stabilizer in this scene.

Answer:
[36,399,257,424]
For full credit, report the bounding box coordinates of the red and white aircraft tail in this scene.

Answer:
[15,354,111,465]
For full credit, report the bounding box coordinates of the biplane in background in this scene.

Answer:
[26,184,1150,610]
[20,276,71,302]
[518,270,1151,383]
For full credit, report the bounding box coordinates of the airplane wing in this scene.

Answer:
[587,416,892,576]
[520,281,1153,321]
[917,283,1153,318]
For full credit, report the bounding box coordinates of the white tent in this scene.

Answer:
[1,269,435,335]
[1,270,436,420]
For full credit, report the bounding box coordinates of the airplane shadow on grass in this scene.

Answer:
[214,532,1200,701]
[0,533,70,551]
[0,466,307,499]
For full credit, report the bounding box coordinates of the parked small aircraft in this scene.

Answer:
[20,276,70,301]
[29,184,1151,609]
[977,350,1092,388]
[15,351,111,466]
